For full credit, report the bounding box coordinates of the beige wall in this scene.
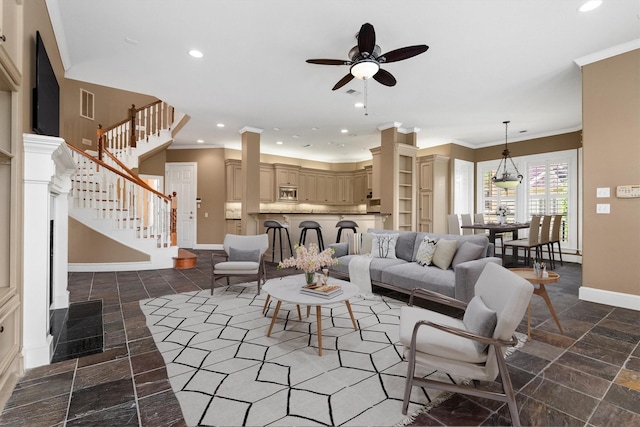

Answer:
[582,49,640,297]
[166,148,227,244]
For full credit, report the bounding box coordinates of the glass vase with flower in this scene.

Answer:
[496,205,510,225]
[278,243,339,285]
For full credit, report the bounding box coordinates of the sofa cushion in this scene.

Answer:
[432,239,458,270]
[413,233,491,260]
[381,263,456,296]
[451,241,485,271]
[415,237,438,266]
[371,233,399,259]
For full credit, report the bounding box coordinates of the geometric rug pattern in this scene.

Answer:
[139,280,461,426]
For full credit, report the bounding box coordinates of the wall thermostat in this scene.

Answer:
[616,185,640,198]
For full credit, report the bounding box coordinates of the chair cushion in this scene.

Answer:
[451,241,485,271]
[463,295,498,353]
[214,261,259,274]
[432,239,458,270]
[415,237,438,266]
[228,247,260,262]
[400,306,487,364]
[371,233,399,259]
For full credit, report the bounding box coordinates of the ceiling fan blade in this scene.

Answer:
[373,69,396,87]
[379,45,429,63]
[306,59,351,66]
[357,23,376,57]
[332,73,355,91]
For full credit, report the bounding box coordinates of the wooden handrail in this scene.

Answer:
[101,147,150,188]
[66,143,170,202]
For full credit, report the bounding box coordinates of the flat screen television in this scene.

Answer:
[32,31,60,137]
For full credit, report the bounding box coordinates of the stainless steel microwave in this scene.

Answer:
[278,186,298,201]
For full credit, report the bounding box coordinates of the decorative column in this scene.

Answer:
[239,127,262,235]
[22,134,76,368]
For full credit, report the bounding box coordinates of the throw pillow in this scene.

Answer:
[415,237,438,266]
[228,247,260,262]
[360,233,374,255]
[463,295,498,353]
[431,239,458,270]
[371,233,399,259]
[451,241,485,270]
[348,232,361,255]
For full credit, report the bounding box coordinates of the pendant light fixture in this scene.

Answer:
[491,121,523,189]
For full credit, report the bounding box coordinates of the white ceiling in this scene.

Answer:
[48,0,639,163]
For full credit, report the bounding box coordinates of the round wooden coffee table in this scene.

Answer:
[510,268,562,339]
[262,275,359,356]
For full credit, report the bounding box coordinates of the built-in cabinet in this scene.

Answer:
[418,154,449,233]
[227,160,368,207]
[0,0,22,411]
[397,147,417,231]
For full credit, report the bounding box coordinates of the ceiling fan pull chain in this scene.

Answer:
[364,79,369,116]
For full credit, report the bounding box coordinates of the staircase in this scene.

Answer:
[68,100,191,271]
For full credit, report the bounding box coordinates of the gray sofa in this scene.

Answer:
[329,229,502,302]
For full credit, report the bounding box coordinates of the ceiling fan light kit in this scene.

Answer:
[492,121,524,190]
[350,59,380,80]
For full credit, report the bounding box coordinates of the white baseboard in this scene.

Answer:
[193,243,224,250]
[69,261,156,272]
[579,287,640,311]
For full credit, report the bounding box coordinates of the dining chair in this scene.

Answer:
[447,214,460,235]
[549,214,564,266]
[400,262,534,427]
[474,213,504,253]
[211,234,269,295]
[502,215,542,266]
[460,214,473,235]
[538,215,553,268]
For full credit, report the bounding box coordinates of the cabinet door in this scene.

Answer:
[419,191,433,222]
[226,164,242,201]
[419,160,434,191]
[316,174,335,203]
[299,173,317,202]
[336,175,353,204]
[259,167,274,202]
[277,168,299,186]
[353,173,367,203]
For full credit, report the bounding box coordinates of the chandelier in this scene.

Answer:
[492,121,523,189]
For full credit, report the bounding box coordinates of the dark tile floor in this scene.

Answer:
[1,251,638,426]
[51,300,104,363]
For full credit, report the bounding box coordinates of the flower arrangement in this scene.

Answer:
[496,205,510,218]
[278,243,339,273]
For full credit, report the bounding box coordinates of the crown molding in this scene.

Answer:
[574,39,640,67]
[238,126,264,134]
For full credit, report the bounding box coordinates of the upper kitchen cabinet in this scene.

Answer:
[0,0,22,91]
[225,160,242,202]
[260,164,274,202]
[274,164,299,187]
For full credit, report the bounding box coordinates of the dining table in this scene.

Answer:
[460,222,531,244]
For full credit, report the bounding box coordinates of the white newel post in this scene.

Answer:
[22,134,76,369]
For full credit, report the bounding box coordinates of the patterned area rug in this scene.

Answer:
[139,280,465,426]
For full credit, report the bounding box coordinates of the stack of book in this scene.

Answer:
[300,283,343,299]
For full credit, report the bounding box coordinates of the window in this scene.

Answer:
[477,149,578,251]
[80,89,94,120]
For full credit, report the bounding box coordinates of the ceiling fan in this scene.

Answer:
[306,23,429,91]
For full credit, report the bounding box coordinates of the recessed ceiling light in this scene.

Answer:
[292,134,300,139]
[216,123,224,128]
[354,102,364,108]
[276,141,283,145]
[579,0,602,12]
[273,127,280,131]
[189,49,203,58]
[341,129,348,133]
[196,139,204,143]
[311,127,319,131]
[124,37,139,45]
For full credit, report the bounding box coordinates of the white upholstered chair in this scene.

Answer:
[211,234,269,295]
[460,213,473,235]
[400,262,533,427]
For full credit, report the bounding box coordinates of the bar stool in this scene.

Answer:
[335,220,359,243]
[299,220,324,251]
[264,220,293,262]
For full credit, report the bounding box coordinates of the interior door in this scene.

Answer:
[165,163,197,248]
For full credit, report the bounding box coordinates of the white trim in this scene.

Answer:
[69,261,156,272]
[579,287,640,311]
[377,122,402,131]
[193,243,224,250]
[574,39,640,67]
[238,126,263,134]
[45,0,72,71]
